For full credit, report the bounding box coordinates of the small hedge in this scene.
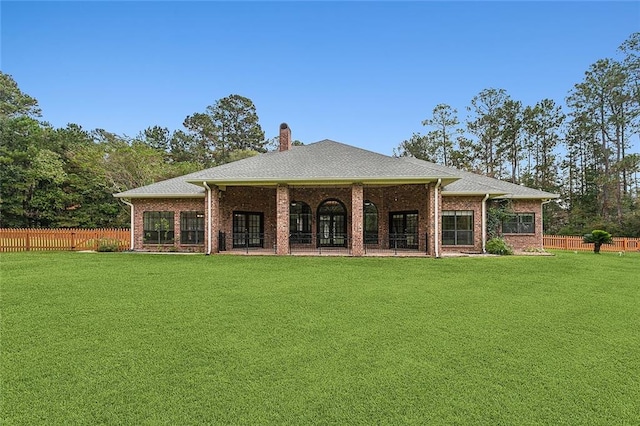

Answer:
[486,237,514,255]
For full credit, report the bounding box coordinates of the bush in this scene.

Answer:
[97,238,122,252]
[486,237,514,255]
[583,230,613,254]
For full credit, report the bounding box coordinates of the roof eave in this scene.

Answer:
[442,191,507,197]
[113,193,205,199]
[493,194,560,200]
[187,177,459,187]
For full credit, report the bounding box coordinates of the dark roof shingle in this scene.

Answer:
[114,140,558,200]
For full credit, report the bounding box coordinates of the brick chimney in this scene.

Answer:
[279,123,291,152]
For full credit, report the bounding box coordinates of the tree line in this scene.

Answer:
[0,80,272,228]
[395,33,639,236]
[1,32,638,235]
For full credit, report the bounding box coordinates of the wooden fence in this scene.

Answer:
[0,228,130,252]
[543,235,640,252]
[2,229,638,253]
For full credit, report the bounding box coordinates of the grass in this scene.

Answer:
[1,251,639,424]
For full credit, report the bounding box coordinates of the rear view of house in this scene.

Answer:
[114,123,558,256]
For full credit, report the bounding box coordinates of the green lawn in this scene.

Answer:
[1,251,639,424]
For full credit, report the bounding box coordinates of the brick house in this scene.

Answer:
[114,123,558,256]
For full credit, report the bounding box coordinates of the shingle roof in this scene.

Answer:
[114,170,206,198]
[400,157,559,199]
[114,139,558,200]
[185,140,459,183]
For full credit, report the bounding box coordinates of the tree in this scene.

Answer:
[421,104,460,166]
[497,99,524,183]
[567,57,638,224]
[522,99,564,190]
[619,32,639,108]
[54,124,125,227]
[583,229,613,253]
[466,88,509,178]
[182,113,218,167]
[212,94,265,155]
[183,94,265,166]
[394,133,435,161]
[140,125,171,152]
[0,72,41,118]
[0,117,49,226]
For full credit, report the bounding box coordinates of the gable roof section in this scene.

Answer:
[114,140,558,200]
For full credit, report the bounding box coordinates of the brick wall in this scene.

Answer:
[219,186,277,251]
[441,196,485,253]
[131,187,546,254]
[365,184,430,252]
[439,197,545,252]
[132,198,207,252]
[502,199,544,251]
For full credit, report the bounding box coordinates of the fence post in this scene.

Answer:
[26,230,30,251]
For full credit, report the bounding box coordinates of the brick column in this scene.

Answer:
[351,183,364,256]
[210,185,220,253]
[276,184,290,255]
[427,183,436,256]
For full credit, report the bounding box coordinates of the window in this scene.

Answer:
[502,213,535,234]
[180,211,204,244]
[143,211,174,244]
[442,210,473,245]
[364,201,378,244]
[290,201,311,243]
[233,211,264,248]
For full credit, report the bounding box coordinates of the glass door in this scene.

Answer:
[317,200,347,247]
[389,211,419,249]
[233,212,264,248]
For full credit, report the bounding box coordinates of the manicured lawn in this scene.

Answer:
[2,251,639,424]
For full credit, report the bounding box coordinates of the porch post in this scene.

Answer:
[276,184,290,255]
[351,183,364,256]
[427,183,436,256]
[210,185,220,253]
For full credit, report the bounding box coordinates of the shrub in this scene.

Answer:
[97,238,122,252]
[583,230,613,254]
[486,237,514,255]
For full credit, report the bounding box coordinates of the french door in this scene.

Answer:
[317,199,347,247]
[389,211,419,249]
[233,212,264,248]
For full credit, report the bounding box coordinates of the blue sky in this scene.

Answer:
[2,1,638,155]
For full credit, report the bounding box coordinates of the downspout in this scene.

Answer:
[203,182,212,255]
[434,179,442,258]
[481,194,490,253]
[121,199,135,251]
